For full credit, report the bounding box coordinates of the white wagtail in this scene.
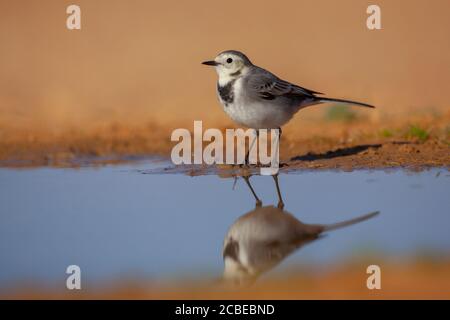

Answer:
[223,205,379,285]
[222,175,379,285]
[202,50,374,143]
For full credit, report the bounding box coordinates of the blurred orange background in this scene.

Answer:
[1,0,449,133]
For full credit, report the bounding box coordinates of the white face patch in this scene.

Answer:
[214,54,248,86]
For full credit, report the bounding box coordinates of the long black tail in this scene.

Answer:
[317,97,375,108]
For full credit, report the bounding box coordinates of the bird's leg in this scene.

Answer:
[272,173,285,209]
[242,175,262,207]
[244,129,259,166]
[276,127,282,166]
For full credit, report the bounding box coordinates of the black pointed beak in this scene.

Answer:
[202,60,219,66]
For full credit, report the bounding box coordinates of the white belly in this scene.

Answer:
[219,78,293,129]
[223,101,292,129]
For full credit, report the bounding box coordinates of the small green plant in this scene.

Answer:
[324,104,357,122]
[380,129,393,138]
[406,125,429,141]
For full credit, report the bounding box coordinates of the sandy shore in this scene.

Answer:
[1,112,448,171]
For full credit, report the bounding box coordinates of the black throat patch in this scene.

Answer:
[217,80,236,107]
[223,237,239,261]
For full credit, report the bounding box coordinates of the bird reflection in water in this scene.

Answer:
[222,174,379,286]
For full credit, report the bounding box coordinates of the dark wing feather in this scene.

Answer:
[248,67,322,101]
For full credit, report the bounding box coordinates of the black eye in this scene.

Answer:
[226,58,233,63]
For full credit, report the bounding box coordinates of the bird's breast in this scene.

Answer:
[217,78,293,129]
[217,80,235,106]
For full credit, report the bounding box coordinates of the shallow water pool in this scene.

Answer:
[0,162,449,290]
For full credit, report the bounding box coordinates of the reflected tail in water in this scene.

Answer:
[322,211,380,232]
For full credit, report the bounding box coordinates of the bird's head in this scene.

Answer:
[202,50,252,83]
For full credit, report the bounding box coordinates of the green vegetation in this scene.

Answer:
[380,129,393,138]
[406,125,429,142]
[324,104,357,122]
